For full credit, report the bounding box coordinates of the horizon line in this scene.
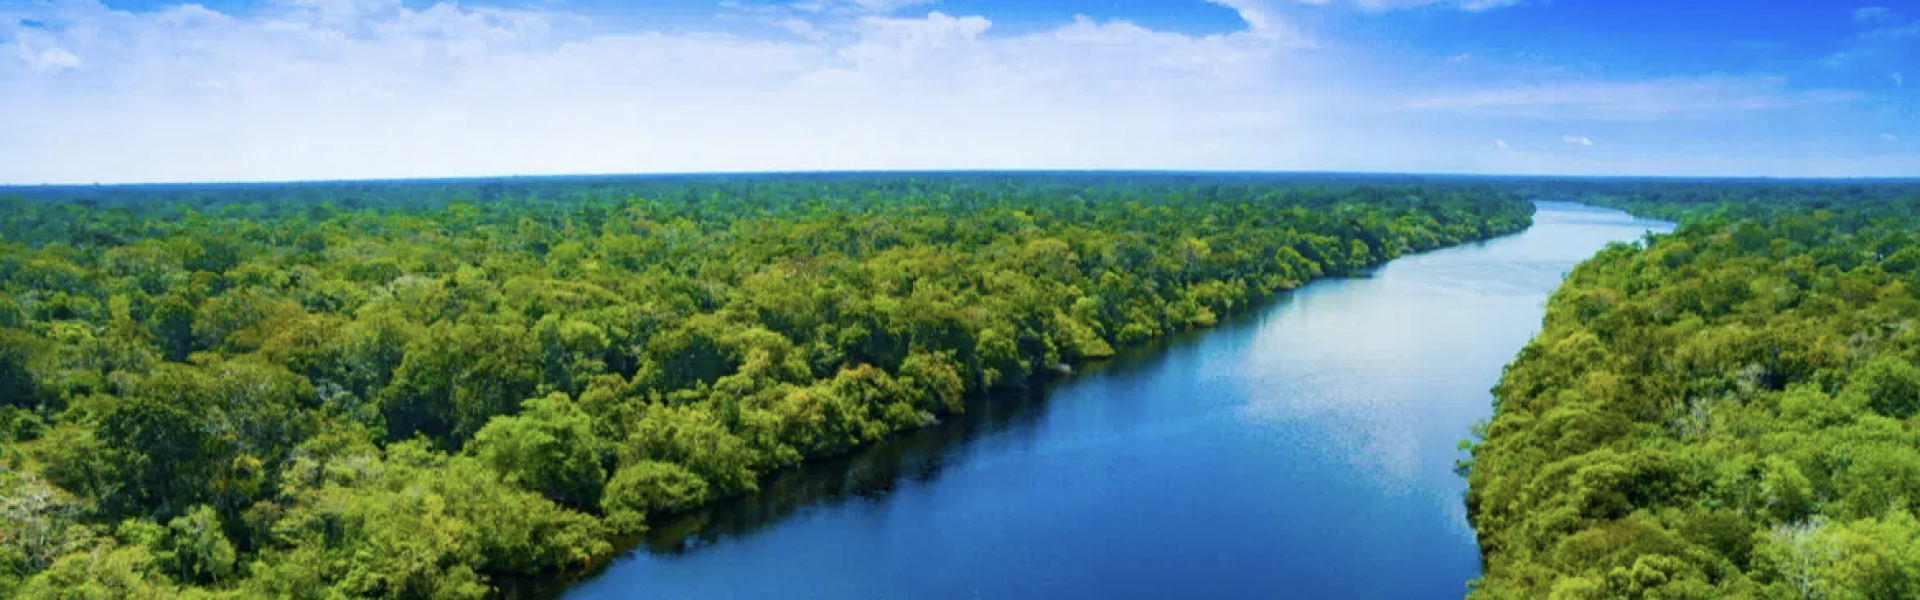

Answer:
[4,168,1920,188]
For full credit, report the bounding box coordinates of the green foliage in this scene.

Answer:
[471,393,607,510]
[12,543,184,600]
[601,461,711,535]
[0,174,1536,597]
[147,505,238,586]
[0,329,44,410]
[381,320,542,448]
[1464,183,1920,599]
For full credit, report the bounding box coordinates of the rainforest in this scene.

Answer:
[0,173,1535,598]
[1462,180,1920,599]
[8,173,1920,600]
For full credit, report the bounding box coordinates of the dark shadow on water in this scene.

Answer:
[497,284,1310,600]
[638,286,1307,556]
[503,221,1544,600]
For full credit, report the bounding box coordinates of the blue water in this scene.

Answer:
[557,202,1673,600]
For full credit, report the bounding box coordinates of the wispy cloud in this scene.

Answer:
[1827,6,1918,64]
[1445,53,1473,64]
[0,0,1913,182]
[1204,0,1284,33]
[0,0,1334,183]
[1885,133,1902,142]
[1855,6,1900,24]
[1230,0,1521,15]
[1562,135,1594,146]
[1824,48,1872,66]
[1863,22,1920,40]
[1398,76,1863,121]
[1896,72,1907,86]
[7,18,84,72]
[1455,0,1523,10]
[13,43,81,72]
[784,0,938,16]
[1360,0,1523,11]
[779,18,828,41]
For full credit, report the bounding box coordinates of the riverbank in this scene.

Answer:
[0,175,1540,599]
[503,202,1541,599]
[545,202,1667,600]
[1461,183,1920,599]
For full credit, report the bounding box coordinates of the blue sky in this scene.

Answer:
[0,0,1915,183]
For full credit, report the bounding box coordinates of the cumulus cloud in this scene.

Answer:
[1495,139,1508,149]
[1562,135,1594,146]
[838,11,992,66]
[1399,76,1862,121]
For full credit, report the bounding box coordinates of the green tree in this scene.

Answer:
[470,393,607,510]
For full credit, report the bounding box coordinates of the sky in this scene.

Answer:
[0,0,1916,183]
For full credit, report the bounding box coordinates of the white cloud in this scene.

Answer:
[1897,72,1907,86]
[1825,7,1917,66]
[1215,0,1519,17]
[1845,6,1919,39]
[0,0,1335,183]
[1454,0,1522,10]
[1824,48,1871,66]
[1445,53,1472,64]
[1478,151,1920,178]
[1562,135,1594,146]
[1885,133,1902,142]
[1863,21,1920,40]
[1288,0,1521,11]
[790,0,938,15]
[8,21,85,72]
[1204,0,1281,33]
[14,43,82,72]
[1494,139,1508,149]
[1399,76,1863,121]
[780,18,826,41]
[1854,6,1900,24]
[839,11,992,66]
[0,0,1912,183]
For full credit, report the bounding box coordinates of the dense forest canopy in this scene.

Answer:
[0,173,1535,598]
[1462,181,1920,599]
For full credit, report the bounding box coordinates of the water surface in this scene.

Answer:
[561,201,1673,600]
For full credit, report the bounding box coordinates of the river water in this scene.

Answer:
[559,202,1673,600]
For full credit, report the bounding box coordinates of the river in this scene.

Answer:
[557,201,1674,600]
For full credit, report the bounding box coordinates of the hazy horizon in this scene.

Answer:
[3,0,1916,184]
[8,168,1920,189]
